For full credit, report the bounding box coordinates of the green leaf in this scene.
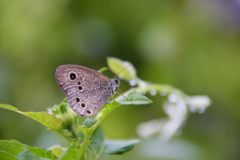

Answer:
[0,104,63,131]
[48,145,65,158]
[17,149,48,160]
[0,140,56,160]
[88,127,105,160]
[107,57,137,81]
[116,91,152,105]
[0,140,24,160]
[24,112,63,131]
[60,144,80,160]
[26,146,55,160]
[82,118,97,128]
[104,139,139,155]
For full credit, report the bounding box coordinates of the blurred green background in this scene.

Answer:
[0,0,240,160]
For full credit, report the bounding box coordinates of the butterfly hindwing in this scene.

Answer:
[55,64,113,116]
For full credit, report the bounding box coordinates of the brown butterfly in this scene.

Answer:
[55,64,120,116]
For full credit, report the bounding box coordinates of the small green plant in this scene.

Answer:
[0,57,211,160]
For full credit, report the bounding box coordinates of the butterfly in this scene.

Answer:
[55,64,120,116]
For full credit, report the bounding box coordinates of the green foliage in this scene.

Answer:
[0,57,210,160]
[116,90,152,105]
[0,104,63,131]
[104,140,139,155]
[0,140,56,160]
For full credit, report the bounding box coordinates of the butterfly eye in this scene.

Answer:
[81,103,86,108]
[76,98,80,102]
[115,79,119,84]
[86,110,91,114]
[69,72,76,80]
[78,86,83,91]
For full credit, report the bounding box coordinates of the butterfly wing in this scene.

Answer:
[55,64,113,116]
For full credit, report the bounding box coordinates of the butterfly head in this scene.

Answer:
[110,78,120,93]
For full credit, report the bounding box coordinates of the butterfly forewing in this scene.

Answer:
[55,64,113,116]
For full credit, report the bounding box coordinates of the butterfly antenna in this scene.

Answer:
[112,89,126,101]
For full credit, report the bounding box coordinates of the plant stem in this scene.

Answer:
[77,101,121,159]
